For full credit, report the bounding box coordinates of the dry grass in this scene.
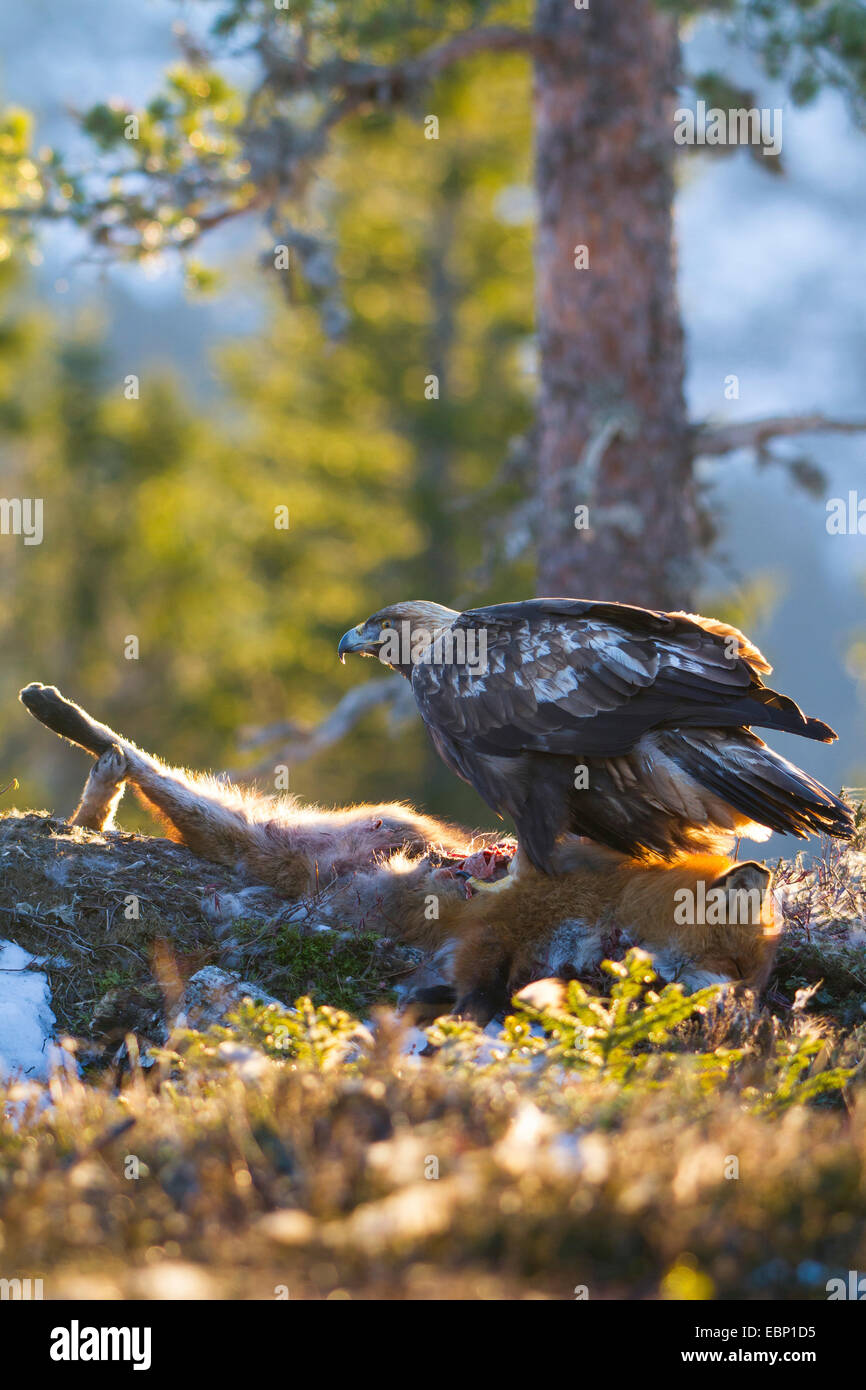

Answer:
[1,807,865,1301]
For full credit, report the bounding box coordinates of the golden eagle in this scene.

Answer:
[338,598,853,870]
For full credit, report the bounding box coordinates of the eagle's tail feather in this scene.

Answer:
[669,732,854,842]
[517,732,857,869]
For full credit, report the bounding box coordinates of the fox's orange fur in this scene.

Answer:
[20,684,780,1022]
[51,719,470,897]
[322,841,779,1020]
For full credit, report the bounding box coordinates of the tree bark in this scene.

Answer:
[533,0,699,607]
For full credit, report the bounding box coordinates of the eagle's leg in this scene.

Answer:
[71,744,129,831]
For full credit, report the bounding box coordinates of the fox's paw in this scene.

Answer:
[72,743,129,831]
[91,743,129,785]
[19,682,63,715]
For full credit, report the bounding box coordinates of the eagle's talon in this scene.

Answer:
[467,874,514,894]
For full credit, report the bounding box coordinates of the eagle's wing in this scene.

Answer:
[410,599,831,759]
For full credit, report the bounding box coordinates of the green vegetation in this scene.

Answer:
[0,34,535,830]
[2,948,865,1301]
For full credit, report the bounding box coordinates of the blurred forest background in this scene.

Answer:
[0,0,864,838]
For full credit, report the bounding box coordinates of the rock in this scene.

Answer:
[199,885,273,930]
[174,966,286,1029]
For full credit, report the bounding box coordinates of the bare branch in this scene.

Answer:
[409,25,534,79]
[261,26,532,105]
[228,678,410,781]
[692,413,866,458]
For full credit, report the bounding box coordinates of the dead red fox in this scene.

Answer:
[19,683,470,896]
[323,841,779,1022]
[20,683,780,1022]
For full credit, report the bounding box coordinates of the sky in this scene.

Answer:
[0,0,863,814]
[678,23,866,797]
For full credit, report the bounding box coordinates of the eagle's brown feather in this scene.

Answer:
[342,597,853,870]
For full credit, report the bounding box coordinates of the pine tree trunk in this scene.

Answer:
[533,0,699,608]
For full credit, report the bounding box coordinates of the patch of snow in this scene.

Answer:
[0,940,62,1080]
[216,1040,272,1081]
[398,1025,430,1057]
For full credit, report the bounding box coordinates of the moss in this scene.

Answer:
[236,923,402,1015]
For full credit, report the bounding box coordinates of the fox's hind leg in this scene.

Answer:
[20,683,300,880]
[72,745,129,831]
[19,682,457,900]
[20,682,365,896]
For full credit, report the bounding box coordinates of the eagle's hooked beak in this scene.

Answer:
[338,624,379,663]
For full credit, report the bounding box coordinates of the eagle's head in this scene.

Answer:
[338,601,459,674]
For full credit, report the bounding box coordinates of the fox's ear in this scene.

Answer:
[710,861,771,894]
